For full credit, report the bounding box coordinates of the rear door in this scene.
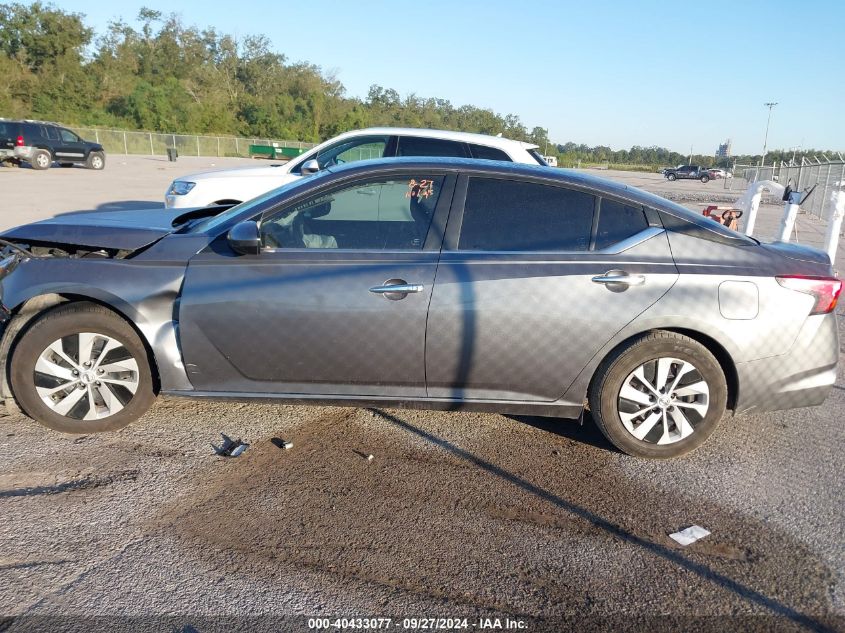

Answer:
[425,175,679,401]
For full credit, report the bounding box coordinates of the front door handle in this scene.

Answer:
[369,279,424,300]
[591,270,646,286]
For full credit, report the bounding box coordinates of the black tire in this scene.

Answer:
[86,151,105,170]
[588,331,727,459]
[666,173,676,181]
[9,302,156,433]
[700,174,710,183]
[31,150,52,170]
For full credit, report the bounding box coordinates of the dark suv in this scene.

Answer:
[0,119,105,170]
[662,164,710,183]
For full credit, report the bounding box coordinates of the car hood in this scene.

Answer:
[0,207,207,252]
[181,164,298,182]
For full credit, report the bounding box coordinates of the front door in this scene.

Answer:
[55,128,87,163]
[178,172,455,398]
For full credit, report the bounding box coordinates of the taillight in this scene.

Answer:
[15,135,24,146]
[776,276,842,315]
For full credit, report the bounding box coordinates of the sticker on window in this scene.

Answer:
[406,179,436,200]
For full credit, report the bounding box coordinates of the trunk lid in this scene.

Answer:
[760,240,832,267]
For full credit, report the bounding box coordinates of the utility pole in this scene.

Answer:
[761,102,778,167]
[688,145,693,165]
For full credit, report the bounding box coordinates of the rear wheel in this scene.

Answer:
[32,150,52,170]
[666,173,676,181]
[10,302,156,433]
[588,331,727,459]
[86,151,105,170]
[700,174,710,183]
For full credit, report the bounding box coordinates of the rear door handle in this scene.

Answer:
[369,279,424,300]
[591,270,646,286]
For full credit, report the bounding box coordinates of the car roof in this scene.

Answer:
[329,127,540,151]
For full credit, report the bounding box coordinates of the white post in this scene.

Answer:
[778,190,802,241]
[824,190,845,265]
[196,135,200,157]
[123,131,128,155]
[745,189,764,236]
[149,132,154,156]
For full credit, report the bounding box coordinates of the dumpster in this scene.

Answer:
[248,143,307,160]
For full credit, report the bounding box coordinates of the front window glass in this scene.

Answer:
[292,135,389,173]
[59,129,79,142]
[261,175,444,250]
[459,178,595,251]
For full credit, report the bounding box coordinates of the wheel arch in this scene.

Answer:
[0,293,161,408]
[576,326,739,413]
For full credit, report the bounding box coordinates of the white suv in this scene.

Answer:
[164,127,547,208]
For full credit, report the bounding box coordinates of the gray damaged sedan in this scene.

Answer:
[0,158,840,458]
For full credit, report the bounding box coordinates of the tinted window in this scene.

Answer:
[59,128,79,142]
[397,136,468,158]
[595,199,649,250]
[45,126,60,140]
[468,144,511,161]
[459,178,594,251]
[261,175,444,250]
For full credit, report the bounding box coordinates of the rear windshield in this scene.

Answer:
[528,149,548,166]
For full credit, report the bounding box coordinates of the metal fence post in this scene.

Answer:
[149,133,154,156]
[123,131,128,155]
[217,137,220,157]
[196,135,200,157]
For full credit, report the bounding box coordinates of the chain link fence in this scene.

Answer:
[725,159,845,220]
[70,126,316,160]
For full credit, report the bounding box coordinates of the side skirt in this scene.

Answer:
[161,390,584,419]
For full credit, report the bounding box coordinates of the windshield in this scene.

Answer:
[188,172,330,233]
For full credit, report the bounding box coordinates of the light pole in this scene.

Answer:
[761,102,778,167]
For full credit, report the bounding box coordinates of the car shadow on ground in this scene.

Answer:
[505,413,617,453]
[52,201,164,218]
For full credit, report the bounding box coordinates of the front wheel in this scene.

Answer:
[666,173,676,181]
[700,174,710,183]
[588,331,727,458]
[86,151,105,170]
[10,302,156,433]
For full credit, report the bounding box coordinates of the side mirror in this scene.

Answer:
[300,159,320,175]
[227,220,261,255]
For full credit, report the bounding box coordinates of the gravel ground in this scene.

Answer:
[0,155,843,632]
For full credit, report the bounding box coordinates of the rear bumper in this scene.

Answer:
[734,311,839,413]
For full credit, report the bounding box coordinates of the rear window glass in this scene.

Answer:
[397,136,468,158]
[468,144,511,161]
[595,200,649,249]
[528,149,548,166]
[459,178,595,251]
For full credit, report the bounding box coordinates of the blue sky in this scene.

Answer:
[57,0,845,155]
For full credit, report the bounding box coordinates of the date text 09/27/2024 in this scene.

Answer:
[307,617,528,630]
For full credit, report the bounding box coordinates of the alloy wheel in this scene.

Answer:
[91,155,103,169]
[617,357,710,445]
[33,332,139,420]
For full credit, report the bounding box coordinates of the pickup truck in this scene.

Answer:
[662,165,711,183]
